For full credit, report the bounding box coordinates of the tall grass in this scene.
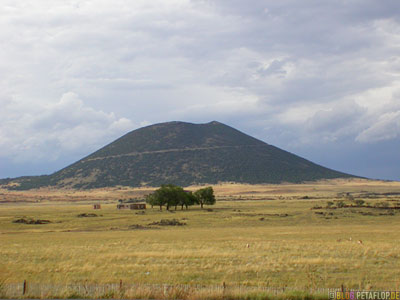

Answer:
[1,180,400,295]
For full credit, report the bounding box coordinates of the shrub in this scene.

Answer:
[326,201,334,208]
[336,200,345,208]
[376,201,389,208]
[354,199,365,206]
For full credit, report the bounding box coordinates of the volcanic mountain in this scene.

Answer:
[5,121,354,189]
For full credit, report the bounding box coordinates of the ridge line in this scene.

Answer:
[83,144,265,162]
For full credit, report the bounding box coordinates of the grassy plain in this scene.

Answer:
[1,179,400,297]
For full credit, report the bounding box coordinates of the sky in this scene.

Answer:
[1,0,400,181]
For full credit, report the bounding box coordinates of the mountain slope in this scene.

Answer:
[5,121,355,189]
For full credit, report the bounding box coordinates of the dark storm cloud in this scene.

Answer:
[0,0,399,179]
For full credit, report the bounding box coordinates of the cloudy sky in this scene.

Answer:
[1,0,400,181]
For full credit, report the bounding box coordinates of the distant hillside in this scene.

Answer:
[2,121,355,189]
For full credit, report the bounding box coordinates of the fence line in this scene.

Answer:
[0,281,359,298]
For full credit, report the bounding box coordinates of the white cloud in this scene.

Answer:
[0,92,134,162]
[356,111,400,143]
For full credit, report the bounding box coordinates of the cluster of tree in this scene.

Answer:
[145,184,216,210]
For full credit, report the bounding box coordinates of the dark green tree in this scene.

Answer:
[162,184,181,210]
[194,186,216,209]
[147,185,215,210]
[145,193,156,209]
[179,190,197,210]
[148,184,186,210]
[146,189,166,210]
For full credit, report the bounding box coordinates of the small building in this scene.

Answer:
[117,204,130,209]
[93,204,101,209]
[130,203,146,210]
[117,203,146,210]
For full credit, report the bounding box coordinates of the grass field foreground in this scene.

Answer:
[1,179,400,298]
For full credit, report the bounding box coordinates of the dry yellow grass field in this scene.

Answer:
[1,179,400,298]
